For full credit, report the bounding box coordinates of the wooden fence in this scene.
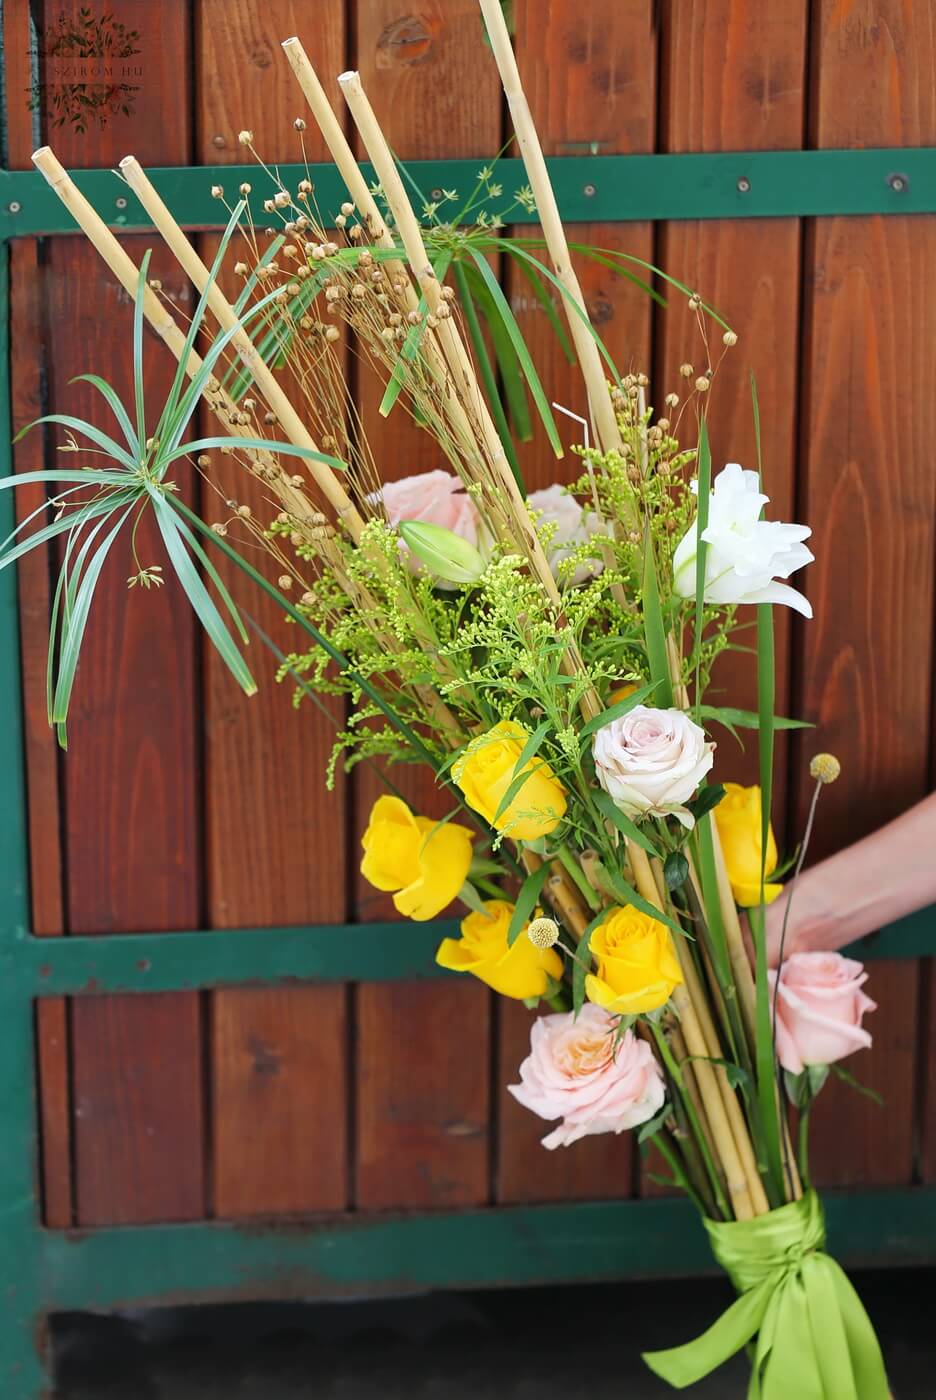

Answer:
[5,0,935,1234]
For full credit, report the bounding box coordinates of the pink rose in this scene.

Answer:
[375,469,480,576]
[507,1004,665,1149]
[768,951,876,1075]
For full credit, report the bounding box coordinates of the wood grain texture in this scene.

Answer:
[350,0,500,1210]
[496,0,656,1203]
[41,0,205,1225]
[195,0,351,1217]
[798,0,936,1187]
[4,0,72,1228]
[657,0,807,803]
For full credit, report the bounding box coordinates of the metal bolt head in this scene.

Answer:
[583,182,596,197]
[115,196,128,210]
[430,187,443,200]
[8,201,21,214]
[888,172,909,193]
[212,134,226,148]
[736,176,751,194]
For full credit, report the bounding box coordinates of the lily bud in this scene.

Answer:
[399,520,486,585]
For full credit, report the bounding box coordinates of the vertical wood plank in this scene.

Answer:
[195,0,351,1217]
[4,0,72,1227]
[42,0,205,1225]
[496,0,657,1204]
[799,0,936,1187]
[351,0,499,1210]
[656,1,806,806]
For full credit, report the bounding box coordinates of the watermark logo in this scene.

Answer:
[30,7,143,134]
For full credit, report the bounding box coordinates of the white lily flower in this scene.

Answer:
[673,463,814,617]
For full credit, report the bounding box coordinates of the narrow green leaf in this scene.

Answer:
[69,374,140,456]
[637,1103,672,1144]
[466,248,564,458]
[692,419,712,719]
[641,531,674,709]
[577,680,661,744]
[0,490,135,572]
[0,466,131,487]
[572,915,604,1015]
[507,861,551,946]
[593,788,659,857]
[829,1063,883,1106]
[149,490,256,697]
[599,861,685,940]
[164,436,347,471]
[451,260,524,492]
[157,200,247,440]
[699,704,812,732]
[13,414,136,470]
[512,255,575,363]
[52,506,135,729]
[168,508,250,644]
[132,249,151,455]
[463,261,533,442]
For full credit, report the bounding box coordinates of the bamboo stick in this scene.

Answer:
[281,38,482,469]
[627,841,761,1219]
[31,146,334,543]
[477,0,625,461]
[117,156,365,543]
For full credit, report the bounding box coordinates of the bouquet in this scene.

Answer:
[9,4,889,1396]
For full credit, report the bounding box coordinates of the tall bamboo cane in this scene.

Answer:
[477,0,625,461]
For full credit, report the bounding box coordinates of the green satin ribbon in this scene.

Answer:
[643,1191,890,1398]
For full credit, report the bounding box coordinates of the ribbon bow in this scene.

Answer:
[643,1191,890,1398]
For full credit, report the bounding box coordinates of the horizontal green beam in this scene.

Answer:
[36,1187,936,1310]
[2,148,935,239]
[1,905,930,996]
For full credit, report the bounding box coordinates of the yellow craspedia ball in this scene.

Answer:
[527,916,560,950]
[810,752,841,785]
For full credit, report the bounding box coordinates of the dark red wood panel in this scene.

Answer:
[351,0,499,1210]
[656,0,806,808]
[799,0,936,1188]
[195,0,351,1217]
[41,0,205,1225]
[5,0,72,1228]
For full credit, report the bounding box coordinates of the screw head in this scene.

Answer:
[8,201,21,214]
[888,172,909,193]
[115,196,128,210]
[736,176,751,194]
[212,134,226,148]
[583,182,596,197]
[430,187,443,201]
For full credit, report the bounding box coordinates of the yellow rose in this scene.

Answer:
[436,898,563,999]
[453,720,567,840]
[360,795,473,921]
[713,782,783,907]
[608,682,639,706]
[585,905,683,1015]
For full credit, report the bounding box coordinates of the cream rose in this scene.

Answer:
[508,1004,666,1149]
[769,952,876,1075]
[528,484,603,586]
[591,705,714,827]
[673,463,814,617]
